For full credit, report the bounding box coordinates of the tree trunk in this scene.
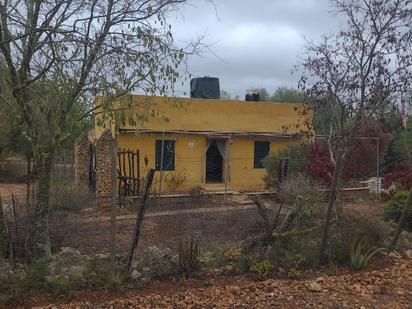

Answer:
[389,188,412,252]
[32,151,53,259]
[319,152,343,264]
[0,196,9,258]
[26,155,31,207]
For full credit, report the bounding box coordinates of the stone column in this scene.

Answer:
[96,129,117,209]
[74,133,90,187]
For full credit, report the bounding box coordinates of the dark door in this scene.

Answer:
[206,140,223,183]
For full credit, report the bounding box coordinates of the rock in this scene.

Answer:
[48,247,90,276]
[142,267,151,274]
[137,245,175,278]
[404,249,412,259]
[130,270,142,280]
[94,253,110,260]
[308,281,322,292]
[80,207,95,213]
[45,275,56,283]
[388,251,402,259]
[398,231,412,248]
[352,284,361,292]
[229,285,241,295]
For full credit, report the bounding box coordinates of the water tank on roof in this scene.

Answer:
[245,91,260,102]
[190,77,220,99]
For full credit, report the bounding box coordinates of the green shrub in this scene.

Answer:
[137,246,176,278]
[16,259,47,291]
[328,211,388,265]
[287,268,301,279]
[46,275,82,301]
[200,244,240,267]
[278,173,324,207]
[384,190,412,230]
[287,257,304,279]
[177,238,200,275]
[200,243,259,274]
[250,260,272,280]
[50,180,95,212]
[349,236,380,270]
[263,145,308,188]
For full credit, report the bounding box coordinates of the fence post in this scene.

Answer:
[126,168,155,272]
[110,140,117,272]
[96,129,117,210]
[376,138,380,197]
[0,196,9,258]
[74,133,91,188]
[26,155,31,207]
[224,136,231,200]
[157,133,165,206]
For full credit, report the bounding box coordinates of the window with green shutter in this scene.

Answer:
[254,141,270,169]
[155,140,175,171]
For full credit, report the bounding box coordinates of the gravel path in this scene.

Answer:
[35,259,412,309]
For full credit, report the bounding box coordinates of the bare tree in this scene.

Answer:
[299,0,412,263]
[0,0,202,258]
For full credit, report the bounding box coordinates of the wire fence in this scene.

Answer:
[0,140,385,266]
[1,187,272,266]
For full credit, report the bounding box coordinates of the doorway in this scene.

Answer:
[206,140,223,183]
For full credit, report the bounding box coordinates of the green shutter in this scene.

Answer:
[254,141,270,169]
[155,140,175,171]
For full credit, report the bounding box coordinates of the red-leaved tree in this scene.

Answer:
[307,144,334,185]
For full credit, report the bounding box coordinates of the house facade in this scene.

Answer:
[95,95,310,193]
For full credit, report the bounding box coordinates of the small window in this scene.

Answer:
[254,141,270,169]
[155,140,175,171]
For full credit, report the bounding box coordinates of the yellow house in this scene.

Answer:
[95,95,310,193]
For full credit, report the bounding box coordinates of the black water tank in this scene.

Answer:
[190,77,220,99]
[245,92,260,101]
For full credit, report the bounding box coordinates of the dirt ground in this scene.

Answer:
[59,196,268,255]
[4,193,406,309]
[55,195,385,258]
[0,183,26,201]
[18,257,412,308]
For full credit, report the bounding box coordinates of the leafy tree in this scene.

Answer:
[299,0,412,263]
[220,89,232,100]
[270,86,303,103]
[344,121,393,180]
[0,0,201,258]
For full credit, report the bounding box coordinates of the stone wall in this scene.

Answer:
[96,129,117,209]
[74,133,90,188]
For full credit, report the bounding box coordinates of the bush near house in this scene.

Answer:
[383,190,412,230]
[382,164,412,199]
[306,144,333,185]
[263,145,308,188]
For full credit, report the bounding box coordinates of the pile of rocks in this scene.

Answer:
[48,247,91,279]
[129,245,176,282]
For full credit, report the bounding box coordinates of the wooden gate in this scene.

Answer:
[117,148,140,202]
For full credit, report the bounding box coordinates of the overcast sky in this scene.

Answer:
[169,0,344,98]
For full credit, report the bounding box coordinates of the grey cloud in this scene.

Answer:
[168,0,343,97]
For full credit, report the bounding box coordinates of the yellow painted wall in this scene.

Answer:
[95,95,311,138]
[117,133,292,192]
[95,95,312,192]
[229,137,290,190]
